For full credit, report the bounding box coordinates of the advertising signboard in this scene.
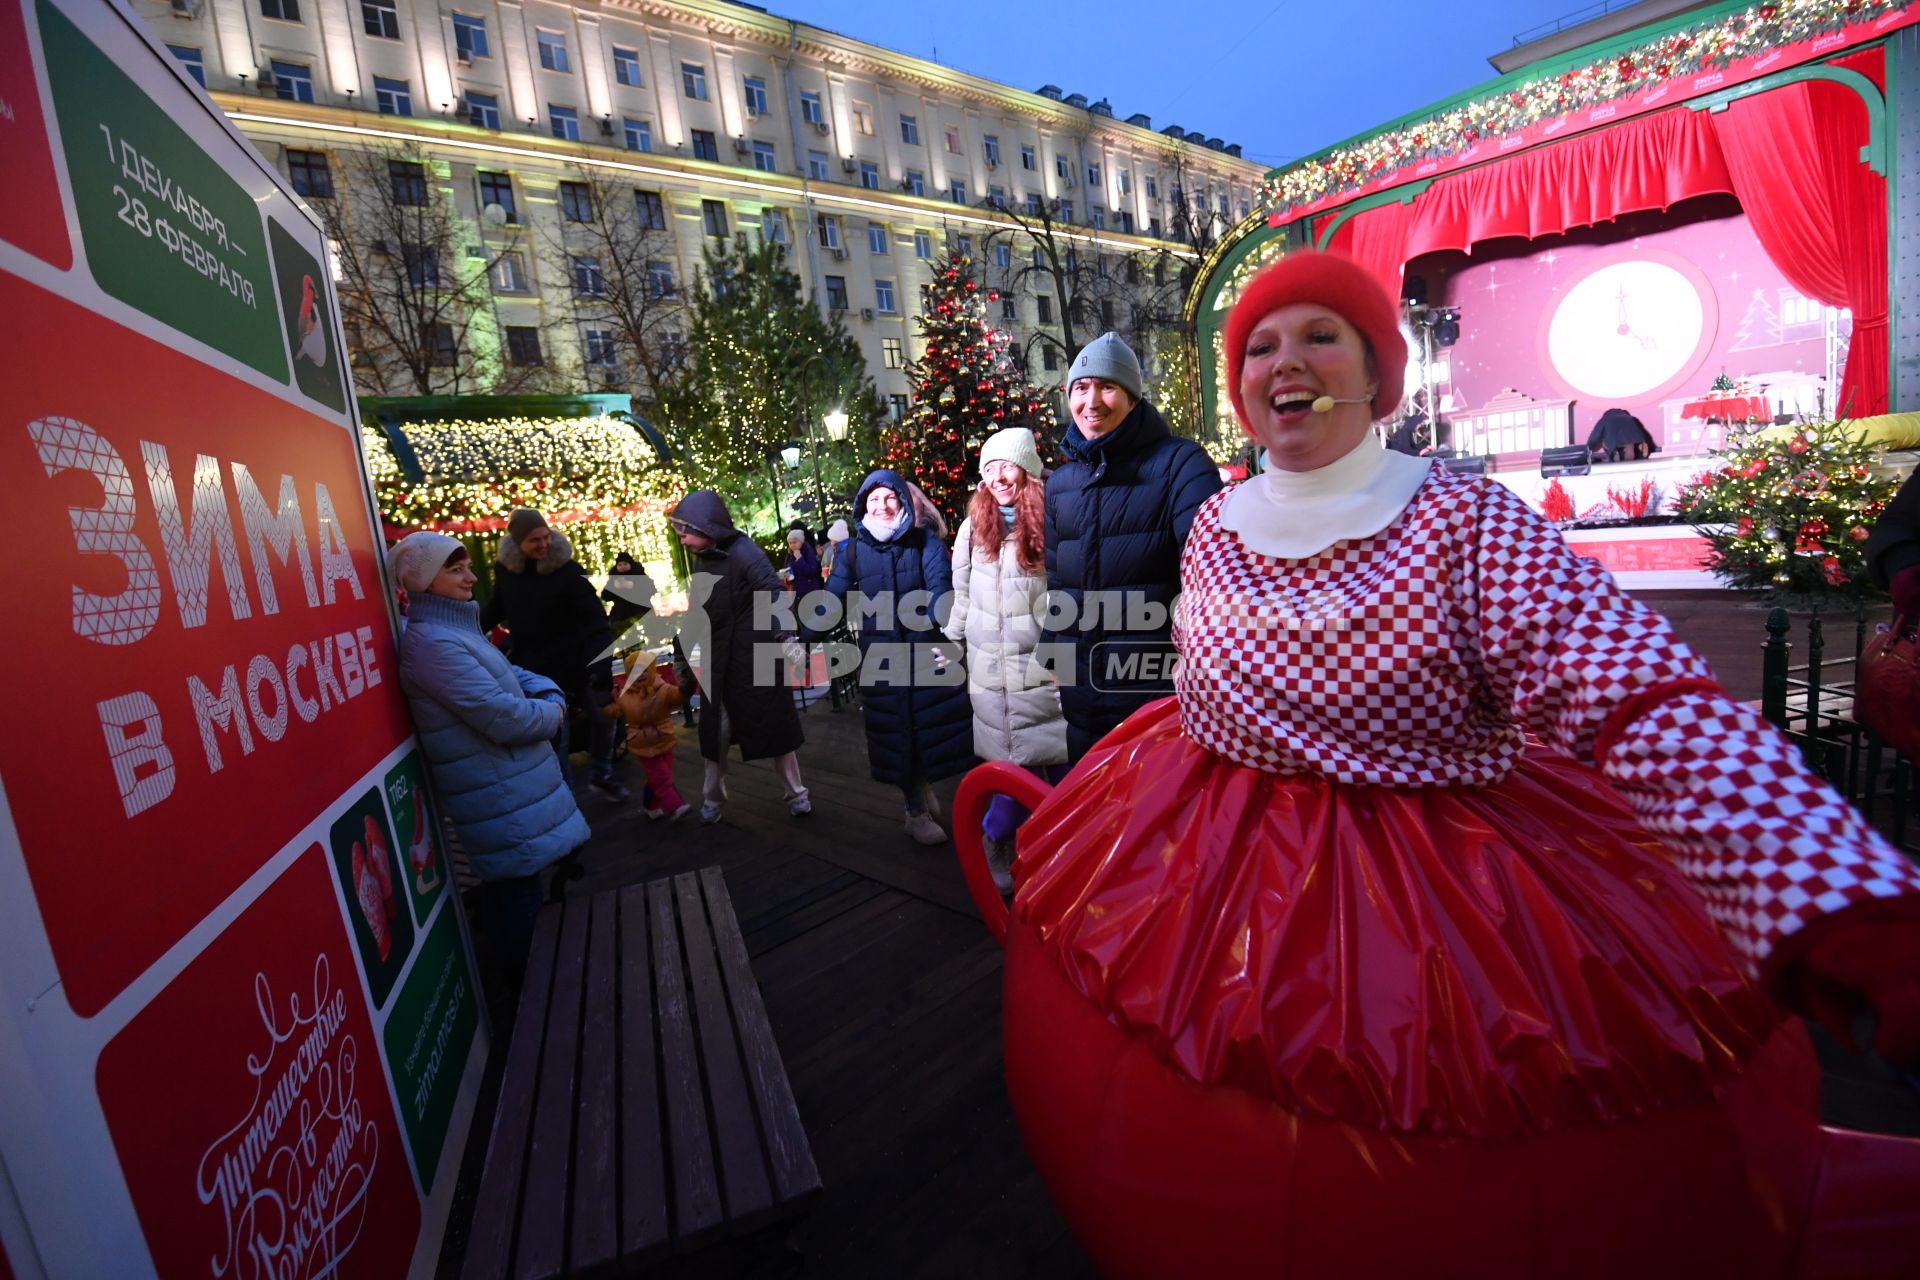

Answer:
[0,2,487,1274]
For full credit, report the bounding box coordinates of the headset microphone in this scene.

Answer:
[1310,395,1372,413]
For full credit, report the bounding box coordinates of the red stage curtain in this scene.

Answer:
[1328,199,1420,305]
[1710,53,1887,416]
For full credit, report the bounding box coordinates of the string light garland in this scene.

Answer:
[1259,0,1905,219]
[885,254,1058,524]
[1676,417,1895,594]
[363,414,686,578]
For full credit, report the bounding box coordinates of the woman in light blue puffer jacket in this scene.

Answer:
[390,531,589,983]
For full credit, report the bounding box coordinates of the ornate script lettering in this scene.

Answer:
[193,956,380,1279]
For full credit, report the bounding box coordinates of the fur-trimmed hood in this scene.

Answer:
[494,526,576,575]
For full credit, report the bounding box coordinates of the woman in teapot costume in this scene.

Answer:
[954,251,1920,1277]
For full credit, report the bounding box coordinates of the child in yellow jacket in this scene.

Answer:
[606,651,690,820]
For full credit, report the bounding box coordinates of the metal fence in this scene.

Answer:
[1760,604,1918,854]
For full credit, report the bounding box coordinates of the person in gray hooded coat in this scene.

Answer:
[390,532,589,986]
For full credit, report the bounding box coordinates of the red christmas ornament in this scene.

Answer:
[1823,557,1847,587]
[1788,435,1810,455]
[1849,525,1870,542]
[1736,517,1754,537]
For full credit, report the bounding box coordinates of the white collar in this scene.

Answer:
[1218,433,1433,560]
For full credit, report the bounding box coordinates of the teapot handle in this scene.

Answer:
[953,761,1056,947]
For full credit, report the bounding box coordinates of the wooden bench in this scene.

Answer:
[464,867,823,1279]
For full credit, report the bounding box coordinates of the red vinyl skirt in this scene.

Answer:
[1012,698,1789,1139]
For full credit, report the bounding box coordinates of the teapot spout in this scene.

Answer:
[954,762,1056,946]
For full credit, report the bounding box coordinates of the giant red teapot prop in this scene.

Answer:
[954,700,1920,1278]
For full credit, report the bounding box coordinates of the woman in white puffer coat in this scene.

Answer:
[948,427,1068,892]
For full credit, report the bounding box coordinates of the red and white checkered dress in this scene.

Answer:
[1014,467,1920,1135]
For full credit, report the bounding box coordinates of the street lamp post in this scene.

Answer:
[796,354,851,529]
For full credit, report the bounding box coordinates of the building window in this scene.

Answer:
[913,231,932,259]
[1100,299,1115,328]
[681,62,707,100]
[944,126,962,155]
[851,100,873,134]
[743,76,767,115]
[1087,162,1101,188]
[286,149,331,198]
[868,222,887,254]
[875,280,896,313]
[882,336,904,368]
[452,14,488,61]
[1125,257,1140,284]
[635,189,666,229]
[1059,199,1075,223]
[763,209,790,245]
[271,61,314,103]
[815,213,841,250]
[1036,295,1052,323]
[799,91,823,125]
[623,117,651,152]
[373,76,410,115]
[1117,169,1131,195]
[612,45,642,87]
[467,91,500,129]
[1146,176,1158,199]
[1239,200,1250,220]
[859,161,879,189]
[1021,144,1036,170]
[476,171,515,221]
[1090,207,1104,230]
[899,114,918,145]
[994,243,1011,270]
[988,186,1006,209]
[505,326,542,366]
[701,200,728,239]
[1148,216,1161,238]
[572,255,605,295]
[983,134,1000,165]
[427,323,457,366]
[1153,258,1167,286]
[389,160,428,205]
[956,234,972,258]
[903,170,924,197]
[752,141,776,172]
[1001,296,1016,320]
[1117,210,1133,234]
[1042,345,1059,372]
[167,45,206,87]
[259,0,299,22]
[361,0,398,39]
[583,328,617,367]
[490,251,526,292]
[808,150,830,180]
[537,31,569,73]
[824,276,848,310]
[888,393,909,421]
[948,180,966,205]
[549,106,579,141]
[558,180,592,222]
[1055,154,1069,178]
[647,261,675,297]
[691,129,718,161]
[400,245,435,286]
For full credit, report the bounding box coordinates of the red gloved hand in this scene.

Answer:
[1891,564,1920,624]
[1783,902,1920,1064]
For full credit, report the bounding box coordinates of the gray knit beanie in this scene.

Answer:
[388,531,467,593]
[1066,332,1143,399]
[506,507,548,545]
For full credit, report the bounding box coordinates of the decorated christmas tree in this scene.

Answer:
[886,254,1057,524]
[1676,419,1896,596]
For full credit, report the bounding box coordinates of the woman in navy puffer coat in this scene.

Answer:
[823,471,976,845]
[391,532,589,982]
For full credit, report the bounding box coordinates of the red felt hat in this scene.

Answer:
[1224,252,1407,431]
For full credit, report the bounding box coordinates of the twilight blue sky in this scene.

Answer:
[778,0,1600,171]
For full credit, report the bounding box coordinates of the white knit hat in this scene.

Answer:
[387,531,466,593]
[827,518,850,543]
[979,426,1043,479]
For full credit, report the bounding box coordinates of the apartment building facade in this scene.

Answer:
[133,0,1266,412]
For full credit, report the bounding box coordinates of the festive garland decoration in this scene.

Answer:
[1259,0,1902,218]
[363,414,686,578]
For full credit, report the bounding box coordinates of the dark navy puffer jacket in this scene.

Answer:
[823,471,976,788]
[1044,399,1223,759]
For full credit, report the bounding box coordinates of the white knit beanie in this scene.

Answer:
[388,531,466,593]
[827,518,850,543]
[979,426,1043,479]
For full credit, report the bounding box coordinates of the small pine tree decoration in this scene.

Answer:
[1676,419,1896,595]
[886,253,1057,525]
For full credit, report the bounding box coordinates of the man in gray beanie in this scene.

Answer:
[1045,332,1221,761]
[481,507,627,799]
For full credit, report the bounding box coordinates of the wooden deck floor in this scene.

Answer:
[437,591,1920,1277]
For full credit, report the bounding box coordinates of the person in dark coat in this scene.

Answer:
[668,490,811,824]
[782,528,826,599]
[1045,332,1224,761]
[1587,408,1658,462]
[480,509,626,799]
[601,551,656,646]
[822,470,976,845]
[1866,466,1920,618]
